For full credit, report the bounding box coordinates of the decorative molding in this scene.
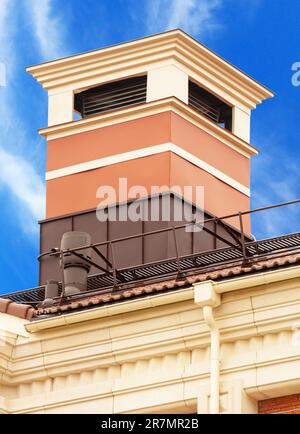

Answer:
[27,29,273,110]
[40,97,258,158]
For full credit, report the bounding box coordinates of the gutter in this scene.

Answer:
[213,263,300,294]
[25,286,194,333]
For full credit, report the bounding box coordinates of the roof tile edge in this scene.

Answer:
[0,298,36,320]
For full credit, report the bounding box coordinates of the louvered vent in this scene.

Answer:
[188,81,232,130]
[75,76,147,118]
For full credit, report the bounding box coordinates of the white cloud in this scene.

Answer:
[0,0,71,239]
[0,0,46,236]
[0,0,15,64]
[0,0,10,28]
[251,148,300,239]
[0,148,45,234]
[146,0,223,36]
[26,0,67,60]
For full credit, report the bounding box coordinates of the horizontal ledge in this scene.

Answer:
[45,142,250,196]
[40,97,258,158]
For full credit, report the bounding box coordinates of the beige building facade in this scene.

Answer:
[1,254,300,413]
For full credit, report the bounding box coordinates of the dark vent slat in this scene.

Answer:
[189,96,220,121]
[189,91,221,122]
[84,96,146,116]
[75,76,147,118]
[85,85,146,104]
[188,80,232,130]
[83,96,146,116]
[84,88,146,109]
[84,77,146,98]
[84,92,146,112]
[189,94,220,113]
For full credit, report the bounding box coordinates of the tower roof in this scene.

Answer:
[27,29,274,110]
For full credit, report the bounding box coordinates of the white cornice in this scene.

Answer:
[27,29,274,110]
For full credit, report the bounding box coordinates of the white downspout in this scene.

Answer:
[203,305,220,414]
[194,281,221,414]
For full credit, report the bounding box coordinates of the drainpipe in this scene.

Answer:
[194,281,221,414]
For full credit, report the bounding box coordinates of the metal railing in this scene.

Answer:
[3,199,300,306]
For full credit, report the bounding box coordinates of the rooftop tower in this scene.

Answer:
[27,30,274,285]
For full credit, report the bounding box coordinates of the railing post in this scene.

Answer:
[172,226,184,280]
[59,249,67,303]
[110,242,119,290]
[238,211,247,262]
[213,219,218,250]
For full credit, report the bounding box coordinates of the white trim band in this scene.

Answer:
[46,142,250,196]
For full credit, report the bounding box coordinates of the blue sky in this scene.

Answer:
[0,0,299,293]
